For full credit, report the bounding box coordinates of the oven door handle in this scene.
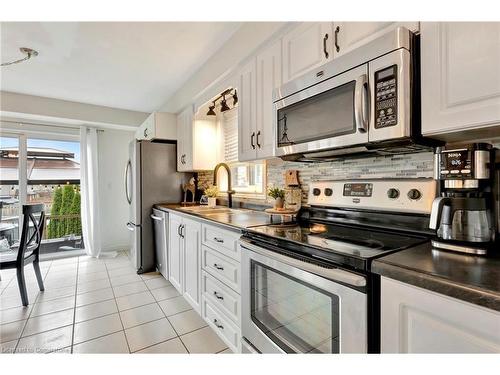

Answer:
[354,74,369,133]
[240,240,366,288]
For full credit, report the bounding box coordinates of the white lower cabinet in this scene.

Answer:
[202,297,241,353]
[167,213,201,313]
[201,223,243,353]
[381,277,500,353]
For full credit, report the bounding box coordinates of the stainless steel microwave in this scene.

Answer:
[273,27,437,161]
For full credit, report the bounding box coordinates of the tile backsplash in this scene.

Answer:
[197,151,434,205]
[266,152,434,203]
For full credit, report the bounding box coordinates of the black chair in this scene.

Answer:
[0,204,46,306]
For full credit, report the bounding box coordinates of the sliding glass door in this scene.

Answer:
[0,132,83,257]
[0,135,22,249]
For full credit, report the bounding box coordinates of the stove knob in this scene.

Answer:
[387,188,400,199]
[324,188,333,197]
[312,188,321,196]
[407,189,422,200]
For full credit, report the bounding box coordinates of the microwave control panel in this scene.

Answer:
[375,65,398,129]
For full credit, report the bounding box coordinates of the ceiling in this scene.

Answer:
[0,22,242,112]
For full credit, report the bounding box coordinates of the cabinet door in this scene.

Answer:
[238,58,257,161]
[168,214,183,292]
[282,22,333,83]
[421,22,500,139]
[255,39,282,159]
[182,218,201,312]
[381,277,500,353]
[332,22,419,58]
[176,108,193,171]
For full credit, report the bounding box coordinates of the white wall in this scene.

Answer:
[159,22,290,114]
[97,129,134,252]
[1,91,149,130]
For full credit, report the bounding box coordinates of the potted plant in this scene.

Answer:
[268,187,285,209]
[204,185,219,208]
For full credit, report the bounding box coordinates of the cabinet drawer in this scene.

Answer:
[202,224,241,261]
[202,270,241,325]
[202,245,240,293]
[202,297,241,353]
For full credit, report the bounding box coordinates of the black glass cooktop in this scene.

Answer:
[246,221,428,263]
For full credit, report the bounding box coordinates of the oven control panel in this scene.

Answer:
[308,179,436,214]
[375,65,398,129]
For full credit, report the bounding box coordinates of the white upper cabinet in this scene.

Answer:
[332,22,419,58]
[256,39,282,159]
[381,277,500,353]
[421,22,500,141]
[136,112,177,141]
[176,107,193,171]
[176,106,217,171]
[282,22,333,83]
[238,40,282,162]
[238,58,257,161]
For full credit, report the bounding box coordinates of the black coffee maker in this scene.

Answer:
[430,143,496,255]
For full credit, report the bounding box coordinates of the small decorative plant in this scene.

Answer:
[204,185,219,198]
[268,187,285,209]
[204,185,218,208]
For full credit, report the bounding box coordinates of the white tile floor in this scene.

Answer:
[0,251,231,354]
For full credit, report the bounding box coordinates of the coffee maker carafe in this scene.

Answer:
[430,143,495,255]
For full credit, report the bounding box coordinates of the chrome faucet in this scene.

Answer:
[213,163,235,208]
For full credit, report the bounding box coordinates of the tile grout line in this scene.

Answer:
[13,259,53,353]
[69,255,81,353]
[103,255,132,354]
[141,273,191,353]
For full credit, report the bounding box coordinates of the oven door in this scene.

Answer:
[273,64,369,158]
[240,239,368,353]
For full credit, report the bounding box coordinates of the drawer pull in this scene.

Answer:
[213,263,224,271]
[213,319,224,329]
[213,237,224,243]
[213,291,224,300]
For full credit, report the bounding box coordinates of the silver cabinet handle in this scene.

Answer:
[213,291,224,300]
[354,74,369,133]
[144,128,148,138]
[126,222,136,232]
[250,132,255,149]
[213,237,224,243]
[213,319,224,329]
[256,130,261,148]
[150,214,163,221]
[323,33,329,59]
[179,224,185,238]
[334,26,340,53]
[213,263,224,271]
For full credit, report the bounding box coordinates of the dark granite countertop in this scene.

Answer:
[372,242,500,312]
[154,203,279,231]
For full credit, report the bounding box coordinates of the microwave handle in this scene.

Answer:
[354,74,369,133]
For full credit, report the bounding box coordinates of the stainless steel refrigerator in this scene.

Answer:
[125,140,186,274]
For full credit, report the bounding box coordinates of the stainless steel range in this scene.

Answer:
[239,178,436,353]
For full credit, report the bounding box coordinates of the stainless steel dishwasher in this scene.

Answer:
[151,208,168,277]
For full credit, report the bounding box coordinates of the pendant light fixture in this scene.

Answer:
[220,95,230,112]
[206,102,216,116]
[205,88,237,116]
[1,47,39,67]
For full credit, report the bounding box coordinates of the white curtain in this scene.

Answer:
[80,127,102,257]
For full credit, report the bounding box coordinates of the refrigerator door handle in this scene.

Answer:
[126,222,136,231]
[124,160,132,204]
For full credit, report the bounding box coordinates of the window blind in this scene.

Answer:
[222,108,238,163]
